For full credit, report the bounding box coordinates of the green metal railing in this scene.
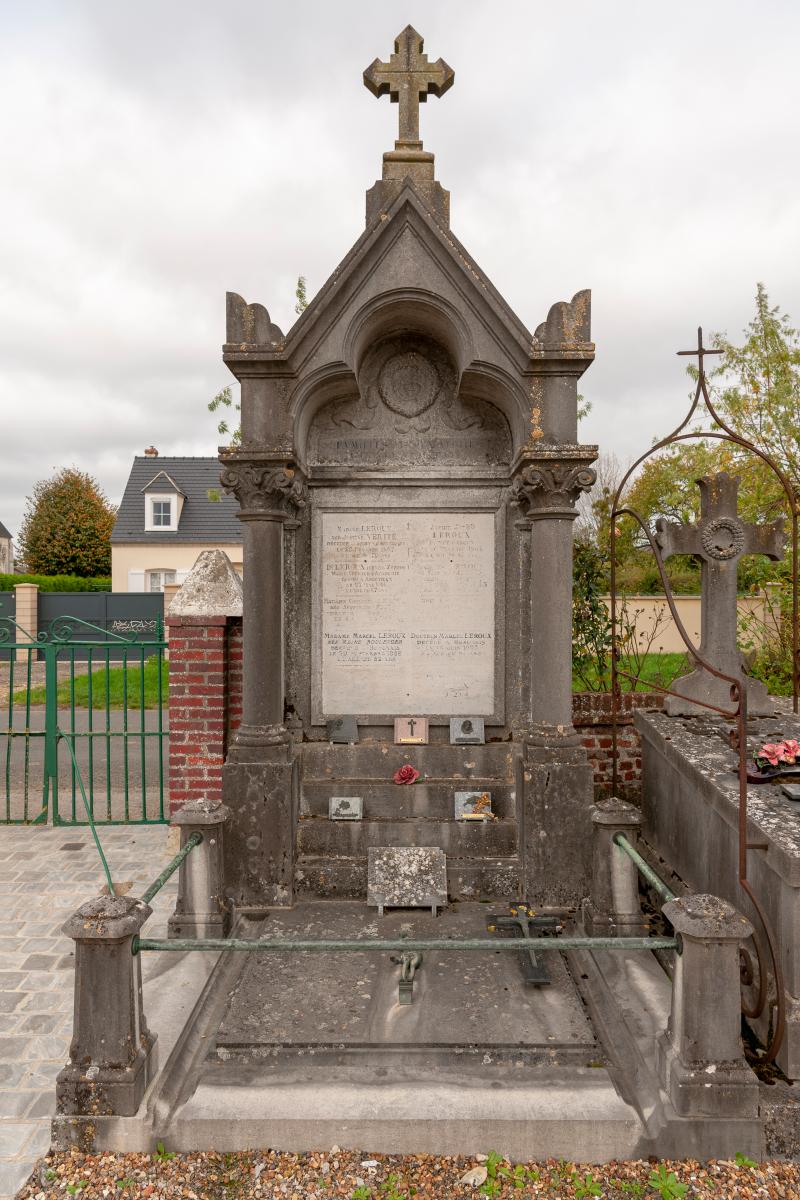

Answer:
[141,832,202,905]
[613,833,677,904]
[1,615,169,825]
[133,933,679,955]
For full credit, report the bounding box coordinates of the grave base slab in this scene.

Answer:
[51,901,766,1161]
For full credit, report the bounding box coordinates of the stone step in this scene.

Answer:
[297,817,517,857]
[300,741,516,782]
[296,854,521,900]
[300,780,516,820]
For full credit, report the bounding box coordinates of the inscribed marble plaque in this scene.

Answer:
[320,511,495,715]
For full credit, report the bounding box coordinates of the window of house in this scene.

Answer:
[152,499,172,526]
[147,569,177,593]
[145,493,178,532]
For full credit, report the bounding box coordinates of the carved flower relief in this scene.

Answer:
[220,461,308,516]
[511,462,596,518]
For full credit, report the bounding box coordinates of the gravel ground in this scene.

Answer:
[15,1150,800,1199]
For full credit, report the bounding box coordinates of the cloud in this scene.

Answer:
[1,0,798,535]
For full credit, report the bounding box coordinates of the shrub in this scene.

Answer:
[0,574,111,593]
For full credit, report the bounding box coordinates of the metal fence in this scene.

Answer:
[1,614,169,825]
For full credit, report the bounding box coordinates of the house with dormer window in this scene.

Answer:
[110,450,242,592]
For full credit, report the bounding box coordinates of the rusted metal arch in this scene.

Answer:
[608,328,799,1063]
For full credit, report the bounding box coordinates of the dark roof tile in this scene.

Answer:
[111,458,242,544]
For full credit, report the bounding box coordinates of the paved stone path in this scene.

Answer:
[0,824,175,1199]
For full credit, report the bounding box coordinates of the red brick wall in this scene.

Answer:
[168,614,239,816]
[227,619,243,736]
[573,692,664,800]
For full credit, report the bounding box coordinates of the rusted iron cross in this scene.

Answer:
[656,472,784,714]
[364,26,454,146]
[677,325,723,375]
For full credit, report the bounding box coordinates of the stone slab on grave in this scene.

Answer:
[637,707,800,1076]
[214,901,596,1054]
[367,846,447,915]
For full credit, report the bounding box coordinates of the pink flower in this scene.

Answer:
[758,743,787,767]
[782,739,800,763]
[393,764,420,785]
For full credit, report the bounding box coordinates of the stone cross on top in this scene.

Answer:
[364,26,454,148]
[655,472,784,716]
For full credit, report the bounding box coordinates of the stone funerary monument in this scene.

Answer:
[220,25,597,910]
[54,28,781,1161]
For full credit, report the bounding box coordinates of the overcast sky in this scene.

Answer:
[2,1,798,537]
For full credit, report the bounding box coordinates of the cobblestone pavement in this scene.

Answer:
[0,823,175,1200]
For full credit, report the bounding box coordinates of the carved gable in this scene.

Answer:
[307,332,511,468]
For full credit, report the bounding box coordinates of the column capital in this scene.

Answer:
[219,453,308,521]
[511,447,596,521]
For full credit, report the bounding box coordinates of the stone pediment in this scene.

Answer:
[280,185,535,375]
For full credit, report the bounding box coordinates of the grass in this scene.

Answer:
[15,656,169,709]
[573,652,689,693]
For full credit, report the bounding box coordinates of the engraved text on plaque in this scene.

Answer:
[319,511,495,716]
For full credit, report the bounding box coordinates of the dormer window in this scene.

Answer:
[145,493,178,532]
[152,499,172,526]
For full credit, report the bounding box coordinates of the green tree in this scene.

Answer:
[17,468,116,577]
[619,284,799,591]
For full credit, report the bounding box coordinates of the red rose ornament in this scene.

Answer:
[393,764,420,785]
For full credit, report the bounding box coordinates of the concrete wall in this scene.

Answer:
[600,593,777,655]
[111,543,243,592]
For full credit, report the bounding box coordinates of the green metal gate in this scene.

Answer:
[1,615,169,825]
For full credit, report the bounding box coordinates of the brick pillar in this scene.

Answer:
[167,615,228,814]
[165,549,244,817]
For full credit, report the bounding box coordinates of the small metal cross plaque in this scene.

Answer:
[394,717,429,745]
[486,903,562,987]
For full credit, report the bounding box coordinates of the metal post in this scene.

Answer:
[57,895,155,1118]
[655,894,759,1118]
[168,798,231,938]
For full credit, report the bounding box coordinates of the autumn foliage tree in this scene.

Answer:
[17,468,116,577]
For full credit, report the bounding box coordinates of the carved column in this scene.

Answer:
[218,453,306,906]
[220,455,307,760]
[511,448,597,906]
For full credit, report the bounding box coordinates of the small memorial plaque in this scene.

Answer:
[326,716,358,744]
[329,796,364,820]
[782,783,800,802]
[455,790,493,821]
[450,717,485,745]
[394,717,429,745]
[367,847,447,917]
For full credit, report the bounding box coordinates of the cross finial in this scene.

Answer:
[364,26,454,148]
[677,326,723,376]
